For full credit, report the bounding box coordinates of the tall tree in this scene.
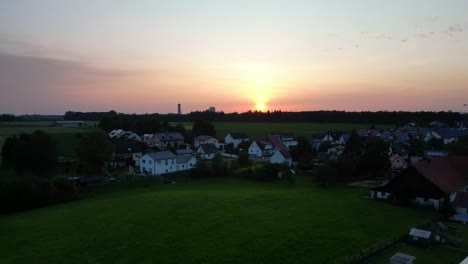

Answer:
[78,132,112,176]
[192,119,216,137]
[1,131,56,177]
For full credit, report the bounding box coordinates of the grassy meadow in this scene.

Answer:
[0,176,434,264]
[0,121,99,159]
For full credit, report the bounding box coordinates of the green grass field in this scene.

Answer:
[0,122,99,159]
[0,176,434,264]
[177,122,395,140]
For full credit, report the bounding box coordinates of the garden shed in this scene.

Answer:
[408,228,433,247]
[389,252,416,264]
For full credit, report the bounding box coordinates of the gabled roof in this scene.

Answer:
[145,151,176,160]
[227,132,249,140]
[390,154,407,166]
[194,135,217,141]
[413,156,468,194]
[254,140,274,151]
[154,132,184,141]
[270,132,295,140]
[267,135,288,151]
[278,149,292,159]
[198,143,218,154]
[176,154,195,164]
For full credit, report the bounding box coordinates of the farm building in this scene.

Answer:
[389,252,416,264]
[54,120,86,127]
[224,132,249,148]
[371,156,468,209]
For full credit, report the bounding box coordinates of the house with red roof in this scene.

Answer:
[370,156,468,209]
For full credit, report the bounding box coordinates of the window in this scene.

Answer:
[142,159,146,164]
[148,160,152,164]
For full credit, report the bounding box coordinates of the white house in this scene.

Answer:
[225,132,249,148]
[270,149,292,166]
[196,143,219,160]
[193,135,219,148]
[248,140,275,158]
[139,151,178,175]
[176,155,197,171]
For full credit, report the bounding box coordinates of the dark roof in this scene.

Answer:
[227,132,249,140]
[413,156,468,194]
[176,149,193,155]
[270,132,295,140]
[254,140,274,151]
[278,149,292,159]
[114,142,143,154]
[194,135,217,141]
[176,154,195,164]
[154,132,184,141]
[267,135,288,151]
[434,128,468,139]
[198,143,218,154]
[145,151,176,160]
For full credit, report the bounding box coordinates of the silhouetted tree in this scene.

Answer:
[77,132,112,176]
[192,119,216,137]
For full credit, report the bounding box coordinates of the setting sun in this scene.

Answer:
[256,102,265,111]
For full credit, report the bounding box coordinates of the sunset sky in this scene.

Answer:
[1,0,467,114]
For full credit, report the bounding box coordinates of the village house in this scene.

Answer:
[270,132,298,148]
[248,140,275,158]
[196,143,219,160]
[270,149,292,166]
[111,142,143,168]
[370,156,468,209]
[224,132,249,148]
[153,132,185,149]
[176,154,197,171]
[139,151,178,175]
[193,135,219,148]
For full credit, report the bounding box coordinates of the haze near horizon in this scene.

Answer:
[0,0,467,114]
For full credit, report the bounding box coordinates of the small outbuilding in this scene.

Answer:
[389,252,416,264]
[408,228,433,247]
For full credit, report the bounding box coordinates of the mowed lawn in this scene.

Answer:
[0,177,434,264]
[176,122,395,139]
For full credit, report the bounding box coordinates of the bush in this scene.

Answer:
[52,176,78,202]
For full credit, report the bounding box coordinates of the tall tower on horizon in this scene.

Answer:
[178,103,181,115]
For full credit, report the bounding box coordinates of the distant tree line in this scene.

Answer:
[0,114,15,122]
[171,110,466,126]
